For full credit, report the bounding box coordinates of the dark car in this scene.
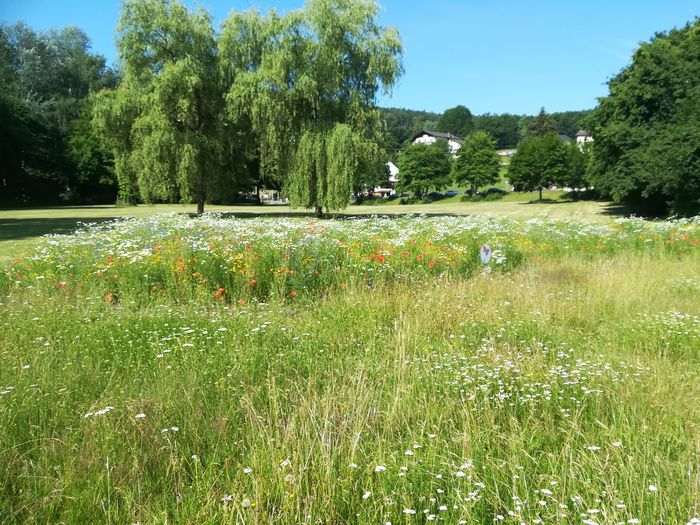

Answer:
[425,191,445,201]
[445,190,460,197]
[485,187,508,195]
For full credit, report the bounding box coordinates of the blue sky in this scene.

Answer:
[2,0,698,115]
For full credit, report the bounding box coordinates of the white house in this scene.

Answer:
[386,161,400,184]
[371,161,400,197]
[576,129,593,146]
[496,148,516,157]
[411,130,463,155]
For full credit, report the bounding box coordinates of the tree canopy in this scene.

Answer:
[396,143,451,199]
[523,107,558,140]
[472,113,521,149]
[94,0,240,213]
[587,18,700,216]
[436,105,473,138]
[451,131,500,195]
[0,23,117,205]
[222,0,403,216]
[508,133,569,200]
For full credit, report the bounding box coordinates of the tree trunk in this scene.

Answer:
[197,192,205,215]
[471,182,477,196]
[314,206,323,219]
[538,186,543,201]
[197,153,206,215]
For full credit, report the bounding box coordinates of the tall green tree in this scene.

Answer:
[451,130,500,195]
[94,0,236,213]
[0,23,116,204]
[396,143,451,199]
[436,105,473,137]
[222,0,403,217]
[508,133,569,201]
[550,110,592,138]
[472,113,521,148]
[587,18,700,216]
[523,107,558,140]
[562,140,589,191]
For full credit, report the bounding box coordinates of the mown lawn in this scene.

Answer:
[0,193,620,263]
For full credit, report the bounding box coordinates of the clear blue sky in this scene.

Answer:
[2,0,697,115]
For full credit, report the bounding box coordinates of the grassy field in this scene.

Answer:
[0,192,620,263]
[0,212,698,523]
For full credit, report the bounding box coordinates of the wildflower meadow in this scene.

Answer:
[1,214,699,524]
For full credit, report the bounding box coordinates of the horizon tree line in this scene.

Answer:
[1,5,697,216]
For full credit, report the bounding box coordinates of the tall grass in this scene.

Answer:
[0,215,698,523]
[1,214,697,304]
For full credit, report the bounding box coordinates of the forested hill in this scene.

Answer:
[378,107,440,153]
[380,107,592,151]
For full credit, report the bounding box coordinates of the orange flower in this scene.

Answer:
[290,291,297,298]
[104,292,113,302]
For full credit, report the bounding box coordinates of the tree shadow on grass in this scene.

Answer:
[600,203,633,216]
[0,203,636,245]
[517,199,631,218]
[518,198,574,205]
[0,217,121,242]
[200,210,317,220]
[0,210,325,242]
[0,205,118,212]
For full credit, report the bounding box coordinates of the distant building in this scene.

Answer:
[558,133,573,143]
[411,130,463,155]
[496,148,516,157]
[386,161,400,184]
[576,129,593,145]
[371,161,400,197]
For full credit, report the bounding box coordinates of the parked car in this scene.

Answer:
[485,187,508,195]
[445,190,460,197]
[425,191,445,201]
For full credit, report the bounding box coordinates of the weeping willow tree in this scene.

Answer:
[93,0,240,213]
[221,0,403,217]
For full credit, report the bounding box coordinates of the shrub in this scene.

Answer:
[483,192,506,201]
